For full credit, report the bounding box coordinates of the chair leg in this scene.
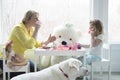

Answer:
[91,63,93,80]
[27,62,30,73]
[26,66,29,73]
[108,65,111,80]
[83,76,86,80]
[3,72,5,80]
[100,66,103,75]
[8,72,10,80]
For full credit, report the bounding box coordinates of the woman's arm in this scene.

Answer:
[14,27,36,49]
[32,21,41,39]
[10,60,28,66]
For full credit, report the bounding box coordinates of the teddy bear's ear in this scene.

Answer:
[65,23,73,28]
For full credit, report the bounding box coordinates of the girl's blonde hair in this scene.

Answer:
[89,19,104,36]
[22,10,39,24]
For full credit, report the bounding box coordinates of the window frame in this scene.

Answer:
[91,0,108,43]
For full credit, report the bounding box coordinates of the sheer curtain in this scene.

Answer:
[108,0,120,42]
[0,0,90,44]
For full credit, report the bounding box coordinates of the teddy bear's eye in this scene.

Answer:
[69,38,72,41]
[59,35,61,38]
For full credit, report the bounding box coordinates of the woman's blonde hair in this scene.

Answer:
[22,10,39,24]
[89,19,104,36]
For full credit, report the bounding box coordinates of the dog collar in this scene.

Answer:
[59,67,68,78]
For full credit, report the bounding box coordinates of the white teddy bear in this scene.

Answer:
[41,23,81,68]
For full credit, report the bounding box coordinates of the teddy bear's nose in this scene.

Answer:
[62,41,67,45]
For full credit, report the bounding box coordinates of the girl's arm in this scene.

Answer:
[91,33,102,47]
[81,44,90,48]
[91,38,102,47]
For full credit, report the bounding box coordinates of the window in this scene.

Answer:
[0,0,90,43]
[108,0,120,42]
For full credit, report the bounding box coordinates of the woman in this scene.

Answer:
[8,10,56,72]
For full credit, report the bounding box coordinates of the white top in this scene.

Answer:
[89,34,104,57]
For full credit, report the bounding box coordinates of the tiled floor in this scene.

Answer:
[0,72,120,80]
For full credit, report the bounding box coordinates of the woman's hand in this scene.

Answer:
[47,34,56,43]
[44,34,56,45]
[35,21,41,29]
[33,21,41,39]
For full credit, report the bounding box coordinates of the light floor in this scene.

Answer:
[87,72,120,80]
[0,72,120,80]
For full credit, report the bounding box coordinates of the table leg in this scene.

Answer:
[34,55,37,72]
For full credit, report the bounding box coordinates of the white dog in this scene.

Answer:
[11,58,88,80]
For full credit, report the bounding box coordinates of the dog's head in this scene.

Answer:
[59,58,88,79]
[68,58,82,71]
[76,66,88,77]
[59,58,82,75]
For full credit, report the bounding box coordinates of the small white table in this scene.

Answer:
[34,48,86,72]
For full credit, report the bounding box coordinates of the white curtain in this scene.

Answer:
[0,0,90,44]
[108,0,120,42]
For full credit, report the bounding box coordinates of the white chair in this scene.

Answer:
[2,47,30,80]
[90,44,111,80]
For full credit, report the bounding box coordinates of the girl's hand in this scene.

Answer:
[89,28,96,37]
[90,30,95,37]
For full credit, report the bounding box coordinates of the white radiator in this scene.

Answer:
[91,43,120,72]
[110,43,120,72]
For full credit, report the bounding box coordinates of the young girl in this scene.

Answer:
[81,19,104,65]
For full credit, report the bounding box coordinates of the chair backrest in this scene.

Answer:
[2,47,13,70]
[2,44,30,72]
[102,43,111,61]
[3,47,6,68]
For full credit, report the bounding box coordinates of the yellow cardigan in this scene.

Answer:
[9,22,43,55]
[0,51,2,58]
